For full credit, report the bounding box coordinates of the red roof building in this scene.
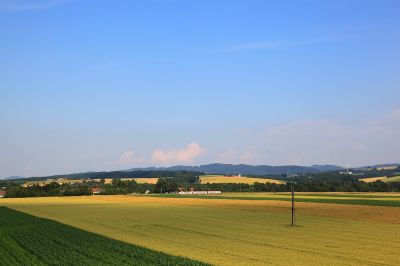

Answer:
[90,187,104,195]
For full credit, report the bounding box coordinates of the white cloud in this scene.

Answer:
[0,0,74,12]
[118,150,146,165]
[151,142,206,164]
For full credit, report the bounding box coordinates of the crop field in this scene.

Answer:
[1,193,400,265]
[155,192,400,207]
[22,179,85,187]
[360,176,400,183]
[199,175,284,184]
[132,178,159,184]
[100,178,159,184]
[377,166,398,170]
[0,207,206,266]
[22,177,159,187]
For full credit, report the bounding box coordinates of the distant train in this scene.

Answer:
[178,190,221,195]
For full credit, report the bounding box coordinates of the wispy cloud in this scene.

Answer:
[0,0,74,12]
[117,150,146,165]
[212,108,400,167]
[216,149,237,163]
[220,36,342,52]
[256,113,400,166]
[240,151,252,162]
[394,108,400,119]
[216,149,253,164]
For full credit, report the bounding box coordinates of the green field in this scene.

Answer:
[1,194,400,265]
[0,207,206,266]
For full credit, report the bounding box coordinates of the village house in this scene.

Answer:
[91,187,104,195]
[0,189,6,198]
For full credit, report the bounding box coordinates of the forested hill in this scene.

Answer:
[9,164,344,182]
[126,163,344,175]
[23,171,202,183]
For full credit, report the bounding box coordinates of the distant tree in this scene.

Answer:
[154,178,178,193]
[112,178,123,187]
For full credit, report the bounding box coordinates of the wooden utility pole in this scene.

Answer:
[291,184,296,227]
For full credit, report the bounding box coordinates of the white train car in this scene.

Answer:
[178,190,221,195]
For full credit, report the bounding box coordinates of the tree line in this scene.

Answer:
[2,166,400,198]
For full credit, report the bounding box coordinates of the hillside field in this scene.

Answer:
[199,175,284,184]
[23,177,159,187]
[1,193,400,265]
[101,178,159,184]
[360,176,400,183]
[93,178,159,184]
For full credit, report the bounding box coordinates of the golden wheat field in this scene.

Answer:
[360,176,400,183]
[199,175,284,184]
[132,178,159,184]
[1,193,400,265]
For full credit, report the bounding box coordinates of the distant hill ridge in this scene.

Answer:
[2,163,345,181]
[5,163,400,181]
[125,163,344,175]
[4,176,25,180]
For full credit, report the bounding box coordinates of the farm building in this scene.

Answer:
[0,189,6,198]
[91,187,104,195]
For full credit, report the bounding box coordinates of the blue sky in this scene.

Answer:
[1,0,400,177]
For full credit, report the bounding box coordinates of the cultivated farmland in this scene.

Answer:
[2,193,400,265]
[199,175,284,184]
[133,178,159,184]
[360,176,400,183]
[0,206,206,266]
[22,177,159,187]
[99,178,159,184]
